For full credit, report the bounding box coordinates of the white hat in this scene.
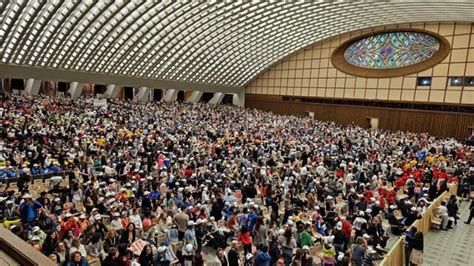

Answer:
[365,208,372,214]
[303,245,309,251]
[6,200,13,205]
[363,233,371,239]
[278,229,285,235]
[157,246,167,253]
[389,205,397,210]
[79,214,86,219]
[410,207,417,211]
[196,219,203,225]
[22,194,32,199]
[32,226,40,233]
[65,212,72,218]
[185,244,193,253]
[288,220,294,226]
[246,253,253,260]
[94,214,102,220]
[31,236,40,241]
[336,221,342,230]
[144,191,150,196]
[114,212,120,217]
[359,211,365,216]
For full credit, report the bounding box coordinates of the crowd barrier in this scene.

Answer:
[379,183,458,266]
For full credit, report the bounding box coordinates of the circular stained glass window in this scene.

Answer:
[331,29,450,78]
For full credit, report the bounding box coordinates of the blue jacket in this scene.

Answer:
[20,201,42,223]
[255,251,271,266]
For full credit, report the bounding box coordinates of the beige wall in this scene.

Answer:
[246,22,474,105]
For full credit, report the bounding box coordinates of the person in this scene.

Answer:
[102,247,119,266]
[173,207,189,241]
[237,225,253,256]
[120,223,136,245]
[322,236,336,266]
[361,247,377,266]
[351,236,367,266]
[227,240,240,266]
[437,201,449,230]
[447,195,459,228]
[404,227,417,266]
[67,251,90,266]
[19,193,42,229]
[253,216,268,246]
[254,244,271,266]
[138,244,154,266]
[154,246,170,266]
[465,199,474,224]
[69,238,87,258]
[299,224,314,249]
[217,247,229,266]
[410,232,423,266]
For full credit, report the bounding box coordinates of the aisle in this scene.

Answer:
[423,200,474,266]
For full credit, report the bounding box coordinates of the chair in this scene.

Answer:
[393,210,404,221]
[310,242,323,264]
[430,209,443,230]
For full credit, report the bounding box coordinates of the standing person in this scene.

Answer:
[254,244,271,266]
[351,237,367,266]
[404,227,417,266]
[19,193,42,229]
[237,225,253,257]
[465,199,474,224]
[227,240,240,266]
[173,207,189,241]
[410,232,424,266]
[447,195,459,228]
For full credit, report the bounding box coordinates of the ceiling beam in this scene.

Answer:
[0,63,243,93]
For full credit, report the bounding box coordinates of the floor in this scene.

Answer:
[423,200,474,266]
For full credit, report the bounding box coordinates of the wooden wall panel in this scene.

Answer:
[246,95,474,140]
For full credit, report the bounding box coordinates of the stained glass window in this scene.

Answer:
[344,32,440,69]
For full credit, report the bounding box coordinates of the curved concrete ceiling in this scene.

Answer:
[0,0,473,89]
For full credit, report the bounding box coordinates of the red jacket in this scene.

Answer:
[238,231,252,245]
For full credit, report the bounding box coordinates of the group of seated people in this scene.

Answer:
[0,95,471,266]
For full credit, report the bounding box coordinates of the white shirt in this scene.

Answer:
[129,214,143,230]
[110,218,123,231]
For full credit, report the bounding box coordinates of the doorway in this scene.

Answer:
[366,117,379,130]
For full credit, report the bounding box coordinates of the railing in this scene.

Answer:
[379,183,458,266]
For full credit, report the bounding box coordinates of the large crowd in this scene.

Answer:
[0,95,472,266]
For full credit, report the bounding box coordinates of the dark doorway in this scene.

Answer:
[124,87,134,100]
[177,90,185,102]
[94,84,107,95]
[58,82,69,92]
[200,92,214,103]
[153,89,163,101]
[11,79,24,90]
[222,94,233,105]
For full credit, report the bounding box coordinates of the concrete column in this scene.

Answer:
[25,79,42,95]
[68,82,84,98]
[133,87,151,102]
[208,92,225,104]
[105,84,122,98]
[186,91,203,103]
[163,89,178,102]
[232,89,245,107]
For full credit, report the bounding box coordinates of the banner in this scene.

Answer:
[93,99,108,108]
